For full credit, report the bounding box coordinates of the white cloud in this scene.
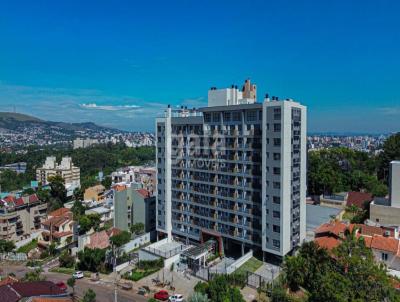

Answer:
[79,103,142,111]
[379,107,400,116]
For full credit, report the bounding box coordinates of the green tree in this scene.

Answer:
[188,292,209,302]
[101,176,112,190]
[72,200,86,220]
[77,248,106,272]
[109,230,131,248]
[48,175,67,203]
[79,214,101,234]
[23,269,45,281]
[378,132,400,183]
[130,222,145,235]
[283,255,305,291]
[67,277,76,297]
[0,239,15,253]
[82,288,96,302]
[59,250,75,268]
[73,187,84,201]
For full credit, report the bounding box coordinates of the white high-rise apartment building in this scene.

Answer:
[156,79,307,257]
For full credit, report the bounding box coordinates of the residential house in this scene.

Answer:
[0,281,68,302]
[314,220,400,270]
[38,208,75,250]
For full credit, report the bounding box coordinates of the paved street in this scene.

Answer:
[1,264,148,302]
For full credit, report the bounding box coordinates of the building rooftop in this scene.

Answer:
[346,191,373,208]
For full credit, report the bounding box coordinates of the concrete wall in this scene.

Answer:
[227,250,253,274]
[390,161,400,208]
[370,203,400,225]
[121,232,151,253]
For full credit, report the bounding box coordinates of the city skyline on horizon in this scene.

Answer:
[0,0,399,133]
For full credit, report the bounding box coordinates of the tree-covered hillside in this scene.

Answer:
[0,143,155,192]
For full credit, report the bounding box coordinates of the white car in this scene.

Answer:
[169,294,184,302]
[73,271,84,279]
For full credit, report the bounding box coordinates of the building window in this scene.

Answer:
[204,113,211,122]
[224,112,231,122]
[273,153,280,160]
[273,239,280,248]
[273,225,280,233]
[381,253,388,261]
[273,182,280,189]
[232,111,241,121]
[273,167,281,175]
[213,112,220,122]
[246,111,257,122]
[274,123,281,132]
[273,211,280,218]
[273,196,280,204]
[273,138,281,146]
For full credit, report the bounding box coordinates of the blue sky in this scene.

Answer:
[0,0,399,132]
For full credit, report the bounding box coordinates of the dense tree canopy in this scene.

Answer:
[0,143,155,192]
[308,147,387,196]
[77,247,106,272]
[277,240,400,302]
[194,275,245,302]
[378,132,400,184]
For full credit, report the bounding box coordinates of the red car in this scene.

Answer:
[154,290,169,301]
[55,281,67,291]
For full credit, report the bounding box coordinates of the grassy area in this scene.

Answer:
[235,257,263,274]
[123,268,159,281]
[16,239,38,254]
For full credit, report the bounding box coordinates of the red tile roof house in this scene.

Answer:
[0,281,68,302]
[314,220,400,271]
[346,191,373,209]
[38,208,75,250]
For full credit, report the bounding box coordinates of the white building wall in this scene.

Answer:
[390,161,400,208]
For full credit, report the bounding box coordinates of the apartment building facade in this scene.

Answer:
[0,194,47,241]
[156,80,307,257]
[36,156,80,188]
[114,186,156,233]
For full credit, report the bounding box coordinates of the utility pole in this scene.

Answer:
[114,245,118,302]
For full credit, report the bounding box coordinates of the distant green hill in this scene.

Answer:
[0,111,118,132]
[0,112,43,122]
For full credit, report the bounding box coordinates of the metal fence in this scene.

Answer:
[0,252,27,261]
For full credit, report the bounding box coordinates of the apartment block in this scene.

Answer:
[36,156,80,188]
[156,79,307,257]
[0,194,47,241]
[114,187,156,233]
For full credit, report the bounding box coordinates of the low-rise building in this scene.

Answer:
[84,184,105,202]
[0,281,68,302]
[38,208,75,250]
[0,194,47,242]
[111,166,156,192]
[314,220,400,270]
[370,161,400,225]
[85,206,112,224]
[114,187,156,233]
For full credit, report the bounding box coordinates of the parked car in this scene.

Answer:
[154,290,169,301]
[138,287,147,296]
[169,294,184,302]
[55,281,67,291]
[73,271,84,279]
